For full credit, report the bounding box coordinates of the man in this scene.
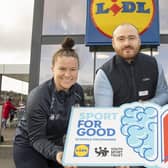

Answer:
[94,23,168,107]
[94,23,168,168]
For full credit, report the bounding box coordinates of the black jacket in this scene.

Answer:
[101,53,158,106]
[14,78,84,161]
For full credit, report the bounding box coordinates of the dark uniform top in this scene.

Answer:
[14,78,84,161]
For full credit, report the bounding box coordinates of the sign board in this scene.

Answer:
[62,103,168,167]
[85,0,160,47]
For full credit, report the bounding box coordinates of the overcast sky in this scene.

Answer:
[0,0,34,64]
[0,0,34,94]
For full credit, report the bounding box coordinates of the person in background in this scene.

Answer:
[94,23,168,168]
[1,97,17,128]
[16,102,25,122]
[13,37,84,168]
[9,109,16,123]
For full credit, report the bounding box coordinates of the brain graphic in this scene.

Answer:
[121,106,158,161]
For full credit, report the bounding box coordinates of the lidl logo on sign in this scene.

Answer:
[91,0,155,37]
[74,144,89,157]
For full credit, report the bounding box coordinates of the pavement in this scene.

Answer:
[0,127,16,168]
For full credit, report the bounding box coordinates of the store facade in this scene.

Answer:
[29,0,168,106]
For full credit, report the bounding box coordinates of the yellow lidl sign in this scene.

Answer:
[74,144,89,157]
[91,0,154,37]
[85,0,159,46]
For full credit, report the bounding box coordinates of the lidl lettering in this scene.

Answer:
[96,2,150,14]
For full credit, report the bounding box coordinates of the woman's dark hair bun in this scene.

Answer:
[62,37,75,49]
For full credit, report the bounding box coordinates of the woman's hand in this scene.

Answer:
[56,152,77,168]
[56,152,63,165]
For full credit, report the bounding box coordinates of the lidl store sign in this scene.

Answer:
[62,103,168,167]
[85,0,160,46]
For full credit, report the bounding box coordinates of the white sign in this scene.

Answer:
[62,102,168,168]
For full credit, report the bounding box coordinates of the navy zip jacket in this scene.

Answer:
[14,78,84,161]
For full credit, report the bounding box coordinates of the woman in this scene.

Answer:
[13,37,84,168]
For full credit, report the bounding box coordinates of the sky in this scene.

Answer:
[0,0,34,94]
[0,0,34,64]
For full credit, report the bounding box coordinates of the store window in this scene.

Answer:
[156,44,168,81]
[42,1,168,35]
[43,0,86,35]
[39,1,168,106]
[159,1,168,34]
